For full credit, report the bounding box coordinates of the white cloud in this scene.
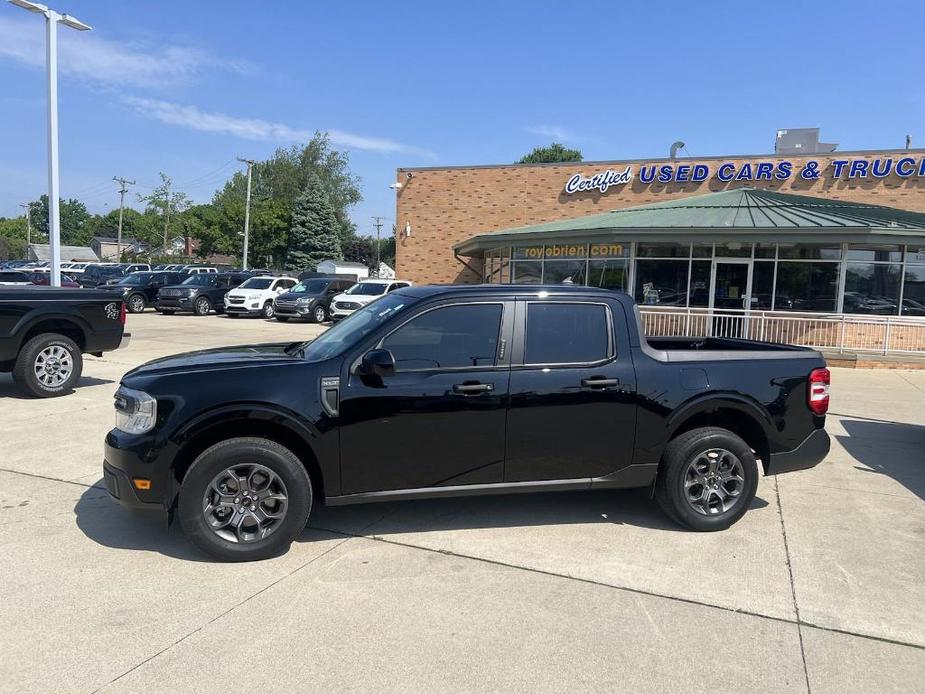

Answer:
[0,16,253,89]
[123,97,437,158]
[526,124,580,142]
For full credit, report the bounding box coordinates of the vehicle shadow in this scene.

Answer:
[74,479,770,561]
[835,417,925,501]
[304,488,770,541]
[0,374,114,399]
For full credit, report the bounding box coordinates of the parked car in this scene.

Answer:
[329,279,413,320]
[1,285,128,397]
[102,285,831,561]
[0,271,33,286]
[273,277,356,323]
[113,263,151,273]
[26,270,80,288]
[79,264,125,288]
[155,272,250,316]
[97,271,184,313]
[223,276,298,318]
[180,266,218,275]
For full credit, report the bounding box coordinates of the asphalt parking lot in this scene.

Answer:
[0,311,923,693]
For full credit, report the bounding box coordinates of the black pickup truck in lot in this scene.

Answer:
[1,287,128,397]
[103,285,830,561]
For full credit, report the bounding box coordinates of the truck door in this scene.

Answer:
[338,299,514,494]
[504,298,637,481]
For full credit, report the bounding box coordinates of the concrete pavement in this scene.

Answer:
[0,312,922,692]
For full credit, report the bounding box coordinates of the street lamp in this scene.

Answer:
[8,0,91,287]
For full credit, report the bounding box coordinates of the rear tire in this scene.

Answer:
[12,333,83,398]
[178,437,313,562]
[262,301,275,319]
[655,426,758,531]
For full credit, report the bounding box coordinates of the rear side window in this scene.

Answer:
[524,303,611,365]
[382,303,503,371]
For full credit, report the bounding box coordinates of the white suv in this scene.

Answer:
[329,279,413,320]
[224,276,298,318]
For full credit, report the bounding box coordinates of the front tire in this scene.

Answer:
[193,296,212,316]
[655,426,758,531]
[178,437,313,562]
[311,304,328,323]
[127,293,146,314]
[12,333,83,398]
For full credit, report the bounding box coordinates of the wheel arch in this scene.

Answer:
[15,314,90,353]
[170,406,327,504]
[665,395,773,472]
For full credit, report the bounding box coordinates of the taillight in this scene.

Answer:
[808,367,830,415]
[119,301,127,325]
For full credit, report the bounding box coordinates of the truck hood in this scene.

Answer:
[124,342,303,379]
[277,290,322,301]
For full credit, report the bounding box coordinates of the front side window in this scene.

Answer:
[381,304,503,371]
[183,274,216,286]
[524,303,610,365]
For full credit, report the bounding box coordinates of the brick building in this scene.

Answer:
[393,147,925,351]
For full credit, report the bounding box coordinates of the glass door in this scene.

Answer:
[710,260,753,337]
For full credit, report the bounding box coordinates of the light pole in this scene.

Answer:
[9,1,91,286]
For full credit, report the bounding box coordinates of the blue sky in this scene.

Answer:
[1,0,922,235]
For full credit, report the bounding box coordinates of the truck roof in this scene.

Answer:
[394,283,632,302]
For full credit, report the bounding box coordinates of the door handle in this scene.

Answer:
[581,377,620,389]
[452,382,494,394]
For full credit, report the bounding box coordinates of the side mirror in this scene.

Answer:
[360,348,395,378]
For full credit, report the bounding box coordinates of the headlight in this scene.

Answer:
[114,386,157,435]
[297,297,312,305]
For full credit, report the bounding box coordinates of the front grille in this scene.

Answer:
[103,468,120,499]
[335,301,361,310]
[159,288,182,297]
[227,296,245,305]
[275,300,298,310]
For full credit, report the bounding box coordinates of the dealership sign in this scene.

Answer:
[563,156,925,194]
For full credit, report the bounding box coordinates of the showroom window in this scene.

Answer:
[903,246,925,317]
[843,245,903,315]
[524,303,611,364]
[381,303,503,371]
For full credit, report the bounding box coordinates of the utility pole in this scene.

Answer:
[112,176,134,261]
[237,157,256,270]
[162,178,171,257]
[19,203,32,254]
[372,216,385,270]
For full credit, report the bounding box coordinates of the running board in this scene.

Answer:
[325,464,658,506]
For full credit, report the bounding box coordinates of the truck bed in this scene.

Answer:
[643,336,822,362]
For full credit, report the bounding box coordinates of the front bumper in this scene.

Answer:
[224,304,263,315]
[156,297,193,312]
[765,428,830,476]
[103,431,174,519]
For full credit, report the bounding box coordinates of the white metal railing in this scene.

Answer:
[639,307,925,355]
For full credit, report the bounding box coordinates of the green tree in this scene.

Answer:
[137,173,192,254]
[0,234,26,261]
[25,195,92,245]
[286,173,341,271]
[517,142,583,164]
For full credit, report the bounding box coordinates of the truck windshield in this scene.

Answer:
[291,294,415,361]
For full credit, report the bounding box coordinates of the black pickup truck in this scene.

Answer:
[1,286,129,397]
[103,285,830,561]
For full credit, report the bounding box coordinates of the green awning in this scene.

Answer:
[454,188,925,256]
